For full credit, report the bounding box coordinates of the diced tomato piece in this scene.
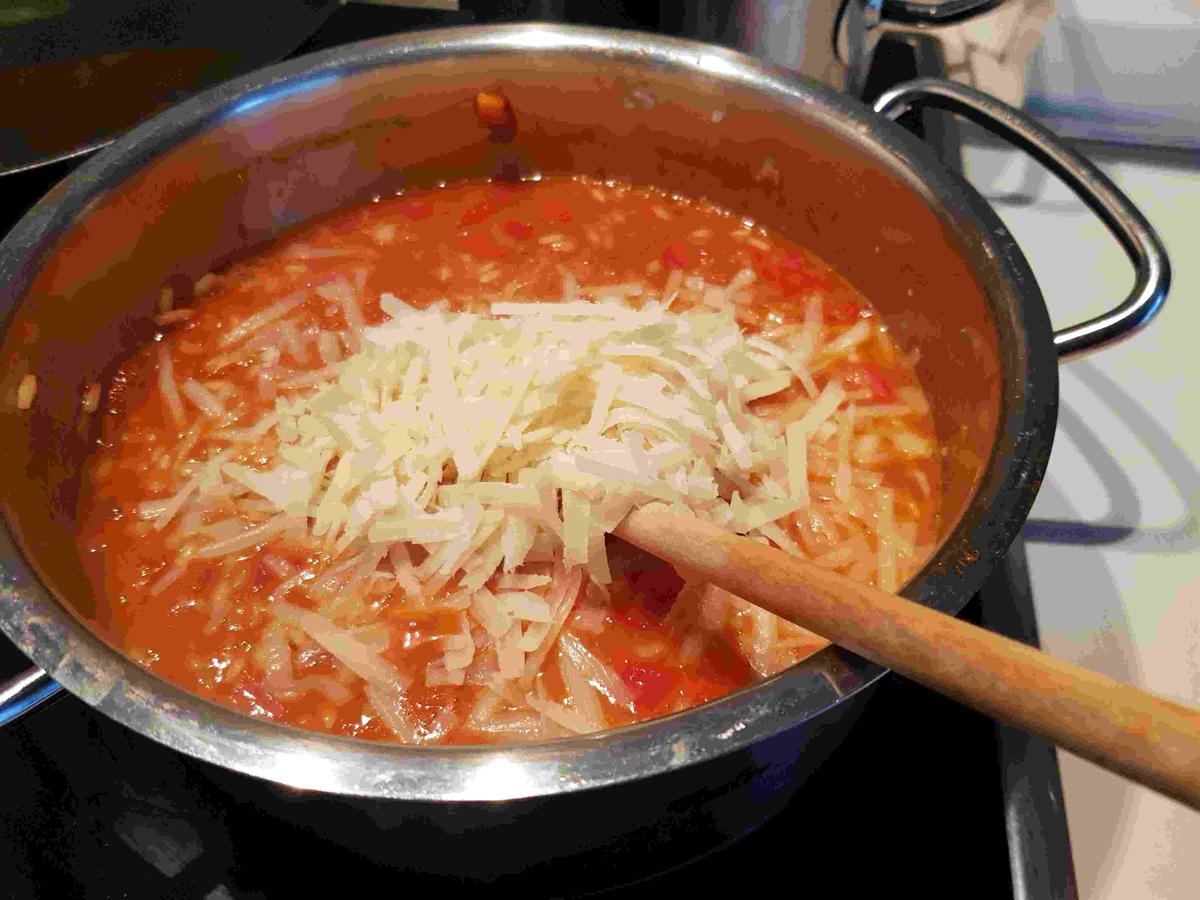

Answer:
[823,300,862,325]
[540,198,573,224]
[398,200,433,221]
[460,198,496,227]
[660,241,692,270]
[843,362,896,403]
[456,231,507,260]
[625,565,685,617]
[621,662,676,710]
[474,91,512,127]
[502,219,533,240]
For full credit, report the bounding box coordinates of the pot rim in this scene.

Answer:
[0,23,1057,802]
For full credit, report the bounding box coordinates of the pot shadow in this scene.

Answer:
[1024,493,1141,900]
[1021,401,1138,546]
[974,140,1053,208]
[1017,358,1200,897]
[1023,360,1200,553]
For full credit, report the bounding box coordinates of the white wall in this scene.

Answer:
[1026,0,1200,146]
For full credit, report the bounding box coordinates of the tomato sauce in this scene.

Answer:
[79,176,941,743]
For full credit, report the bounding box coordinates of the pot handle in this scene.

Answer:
[880,0,1006,26]
[873,78,1170,360]
[0,665,62,727]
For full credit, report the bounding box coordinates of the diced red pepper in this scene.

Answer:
[456,231,507,260]
[620,662,676,710]
[843,362,896,403]
[501,219,533,240]
[660,241,692,270]
[398,200,433,221]
[460,198,496,227]
[540,198,573,224]
[752,248,835,297]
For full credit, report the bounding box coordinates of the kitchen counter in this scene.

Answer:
[963,139,1200,899]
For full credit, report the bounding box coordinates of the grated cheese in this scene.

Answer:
[141,282,909,709]
[222,295,846,587]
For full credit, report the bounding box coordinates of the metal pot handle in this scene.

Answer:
[0,666,62,727]
[873,77,1170,359]
[880,0,1006,26]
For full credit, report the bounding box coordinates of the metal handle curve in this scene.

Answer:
[881,0,1006,26]
[873,77,1171,360]
[0,666,63,727]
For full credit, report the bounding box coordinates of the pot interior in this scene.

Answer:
[1,32,1004,680]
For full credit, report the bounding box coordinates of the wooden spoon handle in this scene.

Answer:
[614,504,1200,810]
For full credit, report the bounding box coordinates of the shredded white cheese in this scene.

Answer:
[143,280,927,711]
[195,298,836,594]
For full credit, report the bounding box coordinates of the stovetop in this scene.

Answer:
[0,4,1074,897]
[0,603,1016,898]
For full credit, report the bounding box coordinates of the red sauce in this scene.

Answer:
[79,177,941,743]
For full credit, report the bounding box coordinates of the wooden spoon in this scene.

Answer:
[614,503,1200,811]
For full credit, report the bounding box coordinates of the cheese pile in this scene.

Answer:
[206,291,845,604]
[136,276,913,727]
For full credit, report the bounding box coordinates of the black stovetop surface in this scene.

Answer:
[1,612,1013,898]
[1,4,1074,897]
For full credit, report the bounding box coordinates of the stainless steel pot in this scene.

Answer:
[732,0,1008,95]
[0,24,1167,883]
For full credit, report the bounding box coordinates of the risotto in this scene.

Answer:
[79,176,942,744]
